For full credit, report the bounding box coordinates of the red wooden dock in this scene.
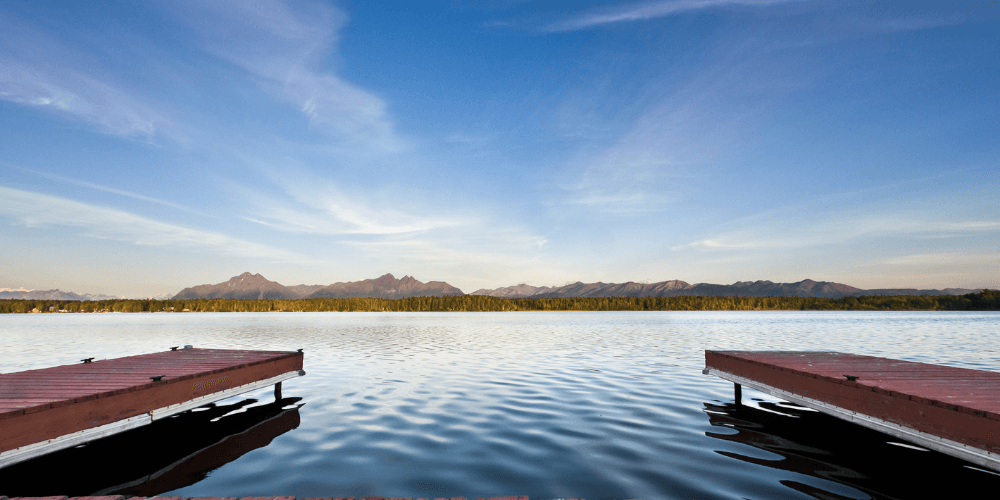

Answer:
[703,350,1000,472]
[0,497,581,500]
[0,497,593,500]
[0,347,304,468]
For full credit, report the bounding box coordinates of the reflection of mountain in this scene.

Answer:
[0,397,303,497]
[702,399,1000,498]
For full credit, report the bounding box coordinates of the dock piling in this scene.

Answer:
[734,383,741,406]
[275,381,283,400]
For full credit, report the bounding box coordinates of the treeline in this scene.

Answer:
[0,290,997,313]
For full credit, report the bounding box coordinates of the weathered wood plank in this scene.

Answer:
[0,348,304,465]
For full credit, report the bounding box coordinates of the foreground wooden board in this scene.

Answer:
[0,348,304,467]
[0,496,567,500]
[704,350,1000,471]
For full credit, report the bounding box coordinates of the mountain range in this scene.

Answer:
[470,279,979,300]
[0,289,120,301]
[171,273,979,301]
[3,274,981,302]
[171,272,463,300]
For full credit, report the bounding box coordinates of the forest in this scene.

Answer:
[0,290,997,313]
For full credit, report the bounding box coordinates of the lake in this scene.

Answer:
[1,311,999,499]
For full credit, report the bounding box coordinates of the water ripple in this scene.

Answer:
[1,311,999,499]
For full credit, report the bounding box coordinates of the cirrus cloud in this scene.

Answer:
[543,0,798,32]
[0,186,316,263]
[164,0,404,152]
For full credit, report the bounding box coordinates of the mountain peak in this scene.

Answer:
[174,272,290,300]
[307,273,462,299]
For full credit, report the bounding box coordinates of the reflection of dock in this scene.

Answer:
[0,347,304,468]
[117,400,302,496]
[703,350,1000,473]
[0,397,304,496]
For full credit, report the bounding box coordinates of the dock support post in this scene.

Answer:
[274,381,282,400]
[734,383,741,406]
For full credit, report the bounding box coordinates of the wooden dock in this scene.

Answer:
[703,350,1000,472]
[0,497,563,500]
[0,347,305,468]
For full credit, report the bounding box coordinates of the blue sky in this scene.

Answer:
[1,0,997,297]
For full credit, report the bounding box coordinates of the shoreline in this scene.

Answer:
[1,290,997,313]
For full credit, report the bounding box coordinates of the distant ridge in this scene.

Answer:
[170,272,464,300]
[534,279,691,298]
[0,289,119,301]
[286,284,327,297]
[306,273,463,299]
[469,283,559,298]
[472,279,979,299]
[9,274,982,302]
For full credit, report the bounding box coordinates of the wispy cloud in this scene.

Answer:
[166,0,403,152]
[560,188,672,214]
[544,0,796,32]
[672,238,781,251]
[554,41,776,215]
[550,1,974,219]
[243,176,472,236]
[243,202,451,236]
[878,13,966,33]
[9,165,209,217]
[0,186,314,263]
[673,216,1000,252]
[0,14,166,137]
[554,98,692,215]
[882,252,994,266]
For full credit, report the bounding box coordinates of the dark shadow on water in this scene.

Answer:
[704,399,1000,499]
[0,396,304,497]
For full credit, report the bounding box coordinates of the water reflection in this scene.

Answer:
[0,397,304,497]
[703,398,1000,498]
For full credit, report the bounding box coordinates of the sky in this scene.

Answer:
[1,0,998,298]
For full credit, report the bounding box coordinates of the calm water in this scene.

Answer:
[1,311,999,499]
